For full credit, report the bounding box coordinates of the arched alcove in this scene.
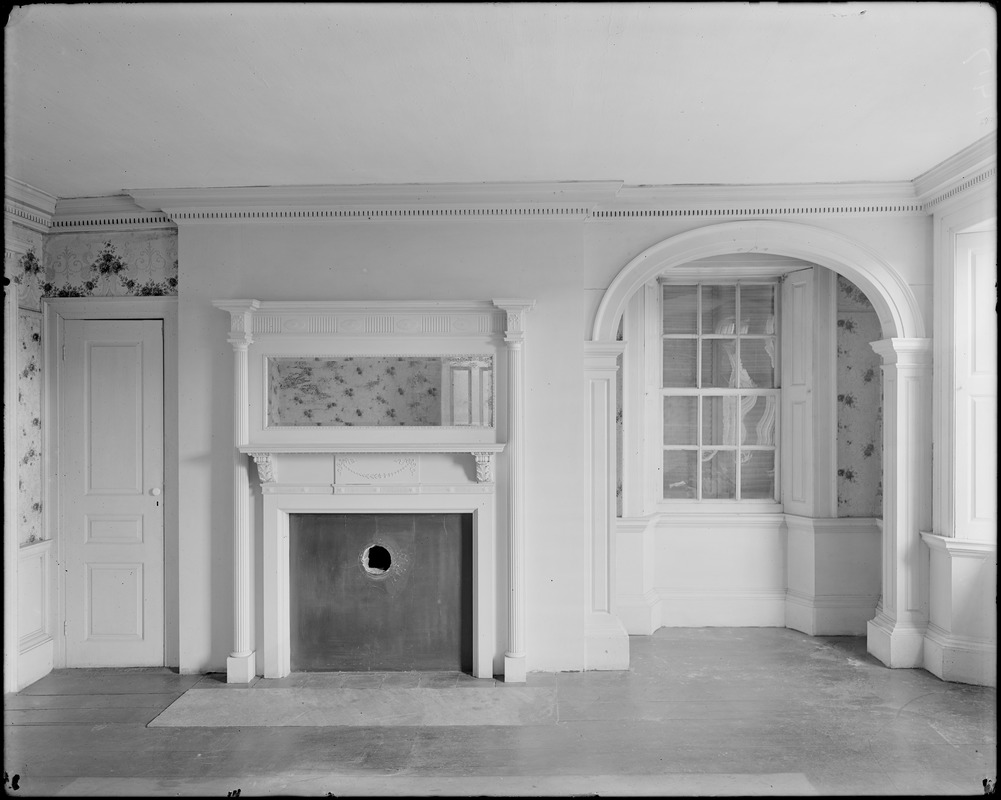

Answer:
[590,220,924,343]
[584,219,931,673]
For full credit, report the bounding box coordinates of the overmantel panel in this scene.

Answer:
[215,300,507,449]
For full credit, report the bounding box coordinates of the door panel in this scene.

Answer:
[62,319,164,666]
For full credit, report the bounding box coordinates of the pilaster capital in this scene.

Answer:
[870,338,932,368]
[213,299,260,348]
[584,340,626,373]
[492,298,535,344]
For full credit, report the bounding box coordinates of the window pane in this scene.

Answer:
[702,285,737,334]
[741,395,778,446]
[663,450,697,498]
[702,395,739,446]
[738,338,777,388]
[702,449,736,499]
[662,285,698,333]
[741,450,775,499]
[663,397,698,445]
[663,339,697,387]
[701,339,737,388]
[741,285,776,334]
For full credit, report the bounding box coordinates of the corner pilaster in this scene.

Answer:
[867,338,932,668]
[583,341,630,670]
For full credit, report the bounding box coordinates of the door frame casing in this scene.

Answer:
[43,297,178,669]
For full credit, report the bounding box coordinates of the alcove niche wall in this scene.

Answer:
[214,298,534,683]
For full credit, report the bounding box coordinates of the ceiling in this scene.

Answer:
[4,2,996,201]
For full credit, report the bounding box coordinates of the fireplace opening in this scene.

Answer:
[362,544,392,575]
[289,513,473,672]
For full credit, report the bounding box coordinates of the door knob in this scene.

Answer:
[150,487,162,497]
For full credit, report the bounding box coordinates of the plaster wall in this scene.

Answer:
[175,221,591,673]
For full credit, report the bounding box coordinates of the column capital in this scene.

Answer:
[213,299,260,348]
[870,337,932,366]
[492,298,535,343]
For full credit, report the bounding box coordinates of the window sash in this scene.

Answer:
[660,281,779,502]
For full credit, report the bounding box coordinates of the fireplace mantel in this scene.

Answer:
[216,298,533,683]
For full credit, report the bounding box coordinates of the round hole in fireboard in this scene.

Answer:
[362,544,392,575]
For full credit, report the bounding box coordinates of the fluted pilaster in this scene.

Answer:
[493,298,534,682]
[213,300,260,683]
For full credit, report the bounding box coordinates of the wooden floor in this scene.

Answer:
[3,628,996,796]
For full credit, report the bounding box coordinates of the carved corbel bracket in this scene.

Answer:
[472,451,495,483]
[248,451,277,484]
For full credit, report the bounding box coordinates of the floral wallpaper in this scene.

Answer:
[17,310,44,544]
[41,231,178,297]
[268,357,445,426]
[836,275,883,518]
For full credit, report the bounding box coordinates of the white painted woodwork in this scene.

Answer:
[215,298,523,681]
[254,467,498,681]
[784,516,881,635]
[4,279,21,692]
[866,338,933,669]
[781,268,814,515]
[921,533,997,686]
[493,299,534,683]
[213,301,259,683]
[583,341,630,670]
[953,232,997,541]
[591,221,923,344]
[61,319,164,666]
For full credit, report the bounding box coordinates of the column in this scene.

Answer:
[867,338,932,668]
[583,341,630,670]
[213,300,259,683]
[493,299,534,683]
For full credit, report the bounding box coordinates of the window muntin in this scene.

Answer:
[661,282,779,501]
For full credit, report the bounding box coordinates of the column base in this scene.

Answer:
[867,613,926,668]
[584,611,630,671]
[503,653,526,683]
[227,652,257,683]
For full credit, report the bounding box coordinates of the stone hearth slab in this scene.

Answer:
[148,686,556,727]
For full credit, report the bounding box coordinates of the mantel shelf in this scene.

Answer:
[239,443,505,455]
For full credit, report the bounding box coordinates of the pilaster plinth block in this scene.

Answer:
[227,652,256,684]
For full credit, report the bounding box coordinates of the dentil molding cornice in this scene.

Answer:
[129,181,624,223]
[4,177,57,232]
[913,131,997,210]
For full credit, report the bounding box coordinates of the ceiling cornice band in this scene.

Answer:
[5,131,996,230]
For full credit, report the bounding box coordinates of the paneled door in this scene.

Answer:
[61,319,164,666]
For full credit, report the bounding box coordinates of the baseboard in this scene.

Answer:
[655,589,786,627]
[613,589,663,635]
[584,611,630,671]
[923,624,997,687]
[17,633,53,690]
[785,590,879,635]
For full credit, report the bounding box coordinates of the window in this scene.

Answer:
[661,282,779,501]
